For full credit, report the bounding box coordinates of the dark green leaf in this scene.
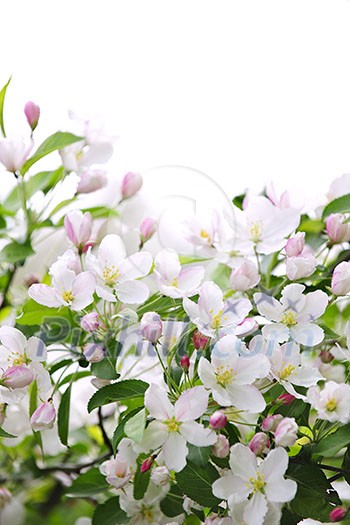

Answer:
[342,446,350,485]
[0,241,34,264]
[50,358,73,374]
[0,427,16,438]
[160,485,184,517]
[58,384,72,446]
[133,454,151,500]
[184,516,202,525]
[313,423,350,457]
[0,77,11,136]
[21,132,83,175]
[92,496,128,525]
[58,371,91,388]
[322,193,350,220]
[187,445,211,467]
[175,460,220,507]
[67,467,109,497]
[88,379,148,413]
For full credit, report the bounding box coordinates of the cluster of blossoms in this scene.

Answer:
[1,83,350,525]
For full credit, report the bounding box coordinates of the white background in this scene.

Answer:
[2,0,350,203]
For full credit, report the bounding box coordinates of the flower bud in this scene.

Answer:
[274,417,298,447]
[278,393,296,405]
[30,401,56,431]
[140,456,154,473]
[193,330,210,350]
[326,213,350,244]
[83,343,105,363]
[121,171,143,200]
[249,432,270,455]
[180,354,190,372]
[80,312,101,332]
[140,312,162,343]
[209,411,227,430]
[140,217,157,244]
[1,365,34,389]
[77,169,108,193]
[64,210,93,253]
[151,466,170,486]
[24,101,40,131]
[286,251,317,281]
[0,136,33,173]
[320,349,334,364]
[285,232,305,257]
[230,259,260,291]
[329,507,348,522]
[212,434,230,458]
[332,261,350,296]
[261,414,283,432]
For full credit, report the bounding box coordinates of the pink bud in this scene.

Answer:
[210,411,227,430]
[121,171,143,199]
[64,210,93,252]
[140,312,163,343]
[286,250,317,281]
[274,417,298,447]
[24,101,40,131]
[326,213,350,244]
[230,259,260,291]
[212,434,230,458]
[77,169,108,193]
[261,414,283,432]
[320,349,334,364]
[278,393,296,406]
[1,365,34,389]
[330,507,348,522]
[140,217,157,244]
[81,312,101,332]
[249,432,270,455]
[332,261,350,296]
[180,354,190,372]
[30,401,56,431]
[83,343,105,363]
[140,456,154,473]
[285,232,305,257]
[193,330,210,350]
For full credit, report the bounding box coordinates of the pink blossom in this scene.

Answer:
[249,432,270,455]
[77,169,108,193]
[332,261,350,296]
[0,136,33,173]
[212,434,230,458]
[24,101,40,131]
[230,259,260,291]
[140,217,157,244]
[274,417,298,447]
[80,312,101,332]
[285,232,305,257]
[1,365,34,389]
[64,210,93,253]
[209,411,227,430]
[30,401,56,431]
[140,312,163,343]
[121,171,143,199]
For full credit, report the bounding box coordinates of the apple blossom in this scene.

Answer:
[254,283,328,346]
[198,335,269,412]
[142,384,216,472]
[193,330,210,349]
[326,213,350,243]
[140,217,157,244]
[86,234,152,303]
[209,410,227,429]
[119,482,170,525]
[183,281,252,338]
[285,232,305,257]
[30,401,56,431]
[274,417,298,447]
[150,466,170,486]
[64,210,93,252]
[24,101,40,131]
[286,247,317,281]
[141,456,155,473]
[1,365,34,389]
[83,343,105,363]
[141,312,163,343]
[212,434,230,458]
[121,171,143,199]
[76,169,108,193]
[0,136,33,173]
[332,261,350,296]
[261,414,283,432]
[100,456,132,489]
[307,381,350,423]
[212,444,297,525]
[249,432,270,455]
[154,249,204,298]
[278,393,296,405]
[80,312,101,332]
[230,258,260,291]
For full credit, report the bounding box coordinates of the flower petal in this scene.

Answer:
[141,420,168,451]
[119,251,153,281]
[115,280,149,304]
[144,384,173,420]
[180,421,217,446]
[265,479,297,503]
[28,284,62,308]
[212,474,249,503]
[26,337,47,362]
[259,447,289,482]
[244,492,268,525]
[71,271,96,310]
[227,384,266,412]
[229,443,257,480]
[254,293,283,322]
[154,249,181,281]
[0,326,27,355]
[290,323,324,347]
[174,386,209,421]
[162,432,188,472]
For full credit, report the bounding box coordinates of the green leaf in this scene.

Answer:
[0,77,11,137]
[92,496,128,525]
[91,340,122,380]
[313,423,350,457]
[175,460,220,507]
[322,193,350,220]
[342,446,350,485]
[112,407,144,453]
[287,462,341,520]
[298,217,325,234]
[0,427,16,438]
[50,358,73,374]
[58,384,72,446]
[4,167,65,212]
[67,467,109,497]
[124,408,146,444]
[0,241,34,264]
[187,444,212,467]
[17,299,72,327]
[160,485,184,517]
[87,379,148,413]
[21,132,83,175]
[133,454,151,500]
[58,371,91,388]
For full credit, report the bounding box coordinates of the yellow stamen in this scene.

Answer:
[281,310,297,326]
[249,221,263,243]
[248,472,266,494]
[326,398,337,412]
[62,290,74,303]
[164,417,181,433]
[141,507,154,523]
[280,364,296,380]
[102,265,120,286]
[215,365,234,386]
[200,229,211,242]
[210,309,223,329]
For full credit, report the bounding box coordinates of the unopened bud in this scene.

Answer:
[261,414,283,432]
[140,217,157,244]
[212,434,230,458]
[329,507,348,522]
[210,411,227,430]
[83,343,105,363]
[30,401,56,431]
[140,456,154,473]
[180,354,190,372]
[24,101,40,131]
[140,312,163,343]
[249,432,270,455]
[1,365,34,389]
[80,312,101,332]
[277,393,296,406]
[121,171,143,200]
[193,330,210,350]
